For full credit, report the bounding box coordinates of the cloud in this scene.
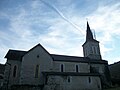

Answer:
[0,0,120,64]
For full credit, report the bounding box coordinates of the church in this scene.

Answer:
[3,22,111,90]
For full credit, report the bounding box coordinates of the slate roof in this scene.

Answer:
[5,44,108,64]
[51,54,107,64]
[86,21,94,41]
[5,50,26,61]
[82,22,99,46]
[42,71,100,76]
[51,54,86,61]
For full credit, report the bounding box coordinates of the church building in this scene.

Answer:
[3,22,111,90]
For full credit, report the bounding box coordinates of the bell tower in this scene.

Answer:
[82,22,102,60]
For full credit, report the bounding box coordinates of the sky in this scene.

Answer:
[0,0,120,64]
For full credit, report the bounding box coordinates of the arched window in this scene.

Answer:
[76,65,79,72]
[94,47,96,54]
[35,65,39,78]
[13,65,17,77]
[86,49,87,56]
[89,77,91,83]
[90,47,93,54]
[97,46,100,54]
[60,64,64,72]
[68,77,70,82]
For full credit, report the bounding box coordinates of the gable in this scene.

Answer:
[20,44,53,81]
[23,43,51,58]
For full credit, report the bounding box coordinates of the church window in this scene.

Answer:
[88,77,91,83]
[37,55,39,58]
[85,50,87,56]
[35,65,39,78]
[60,64,64,72]
[97,47,100,54]
[84,51,86,56]
[92,46,97,54]
[75,65,79,72]
[95,67,99,73]
[13,65,17,77]
[67,76,72,83]
[85,49,87,56]
[91,67,99,73]
[90,47,93,54]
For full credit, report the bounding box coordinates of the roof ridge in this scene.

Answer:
[51,54,83,58]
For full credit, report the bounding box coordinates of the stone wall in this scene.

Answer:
[44,75,101,90]
[53,61,89,73]
[11,85,43,90]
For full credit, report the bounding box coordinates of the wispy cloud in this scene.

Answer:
[0,0,120,64]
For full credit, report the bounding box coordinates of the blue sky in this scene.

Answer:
[0,0,120,64]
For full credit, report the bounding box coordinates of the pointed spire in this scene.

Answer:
[86,21,94,41]
[87,21,91,31]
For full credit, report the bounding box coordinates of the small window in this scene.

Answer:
[13,65,17,77]
[76,65,79,72]
[68,76,72,83]
[35,65,39,78]
[90,47,93,54]
[97,47,100,54]
[94,47,96,54]
[89,77,91,83]
[95,67,99,73]
[86,49,87,56]
[60,64,64,72]
[37,55,39,58]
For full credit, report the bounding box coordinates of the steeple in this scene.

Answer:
[86,21,94,41]
[82,21,102,60]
